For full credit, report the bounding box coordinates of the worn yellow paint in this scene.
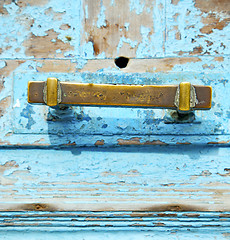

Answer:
[46,77,58,106]
[178,82,191,113]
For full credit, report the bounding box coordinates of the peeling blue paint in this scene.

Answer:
[0,1,230,236]
[117,37,138,55]
[97,1,107,28]
[20,104,36,130]
[129,0,145,15]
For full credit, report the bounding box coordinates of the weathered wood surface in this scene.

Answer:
[0,146,230,211]
[0,0,229,146]
[0,146,230,234]
[0,0,229,234]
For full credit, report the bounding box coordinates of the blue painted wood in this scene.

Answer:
[1,230,230,240]
[0,0,229,237]
[1,211,230,231]
[0,146,229,212]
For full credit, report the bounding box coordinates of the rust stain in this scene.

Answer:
[23,29,73,58]
[0,96,11,118]
[14,203,57,211]
[65,36,72,41]
[95,139,105,146]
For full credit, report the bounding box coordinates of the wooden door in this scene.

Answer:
[0,0,230,238]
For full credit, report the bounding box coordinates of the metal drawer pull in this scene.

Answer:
[28,78,212,113]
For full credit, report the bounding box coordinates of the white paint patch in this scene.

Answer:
[13,99,20,108]
[85,5,88,19]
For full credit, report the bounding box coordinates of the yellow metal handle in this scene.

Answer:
[28,78,212,113]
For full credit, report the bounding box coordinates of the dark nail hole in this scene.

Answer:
[114,56,129,68]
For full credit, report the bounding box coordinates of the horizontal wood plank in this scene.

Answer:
[0,146,229,212]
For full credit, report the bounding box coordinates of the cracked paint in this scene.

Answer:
[0,2,230,235]
[0,0,229,148]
